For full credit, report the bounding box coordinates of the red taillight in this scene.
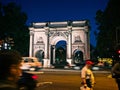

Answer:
[31,75,38,80]
[118,50,120,54]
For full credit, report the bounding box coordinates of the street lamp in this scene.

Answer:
[4,43,8,49]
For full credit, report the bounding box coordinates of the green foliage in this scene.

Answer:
[95,0,120,57]
[0,2,29,56]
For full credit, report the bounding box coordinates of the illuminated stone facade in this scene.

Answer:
[29,20,90,67]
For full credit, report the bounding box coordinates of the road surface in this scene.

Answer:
[33,69,118,90]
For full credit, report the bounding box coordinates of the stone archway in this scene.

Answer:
[73,49,83,65]
[55,41,66,64]
[29,20,90,68]
[35,50,44,65]
[50,36,67,64]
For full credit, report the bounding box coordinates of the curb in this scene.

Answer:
[40,69,111,73]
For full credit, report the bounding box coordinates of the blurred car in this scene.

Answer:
[92,66,100,71]
[21,57,42,71]
[17,71,38,90]
[72,61,85,70]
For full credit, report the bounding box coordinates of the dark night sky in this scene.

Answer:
[1,0,109,46]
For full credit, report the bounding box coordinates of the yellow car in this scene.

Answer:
[21,57,42,71]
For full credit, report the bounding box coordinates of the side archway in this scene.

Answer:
[73,49,83,65]
[35,50,44,65]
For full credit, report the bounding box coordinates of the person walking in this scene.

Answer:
[80,60,95,90]
[0,50,22,90]
[112,60,120,90]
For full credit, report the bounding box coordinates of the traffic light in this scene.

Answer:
[113,49,120,60]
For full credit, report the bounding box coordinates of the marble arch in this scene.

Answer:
[29,20,90,68]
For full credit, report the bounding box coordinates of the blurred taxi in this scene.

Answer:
[21,57,42,71]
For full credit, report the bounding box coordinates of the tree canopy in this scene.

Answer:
[95,0,120,57]
[0,2,29,56]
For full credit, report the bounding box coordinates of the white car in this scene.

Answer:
[21,57,42,71]
[92,66,100,71]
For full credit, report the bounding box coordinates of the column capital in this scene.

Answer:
[44,26,49,30]
[29,27,34,30]
[67,26,72,34]
[30,31,34,35]
[84,26,89,32]
[67,26,72,29]
[52,45,56,48]
[44,27,51,36]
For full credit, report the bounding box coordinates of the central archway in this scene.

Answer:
[55,40,67,64]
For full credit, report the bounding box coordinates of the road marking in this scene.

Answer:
[37,82,53,87]
[25,71,44,74]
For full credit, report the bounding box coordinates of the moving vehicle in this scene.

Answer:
[21,57,42,71]
[17,71,38,90]
[17,71,51,90]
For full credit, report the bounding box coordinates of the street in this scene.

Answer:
[33,69,118,90]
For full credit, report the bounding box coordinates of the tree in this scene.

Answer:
[95,0,120,57]
[90,44,98,62]
[0,2,29,56]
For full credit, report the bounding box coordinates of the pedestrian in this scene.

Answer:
[80,60,95,90]
[111,60,120,90]
[0,49,22,90]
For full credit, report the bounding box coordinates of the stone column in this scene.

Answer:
[67,26,72,65]
[46,28,50,59]
[44,26,50,68]
[67,29,72,58]
[29,28,34,57]
[53,45,56,63]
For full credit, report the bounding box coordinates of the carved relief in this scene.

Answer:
[74,35,82,42]
[52,31,66,38]
[35,37,45,51]
[45,31,54,37]
[36,37,44,44]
